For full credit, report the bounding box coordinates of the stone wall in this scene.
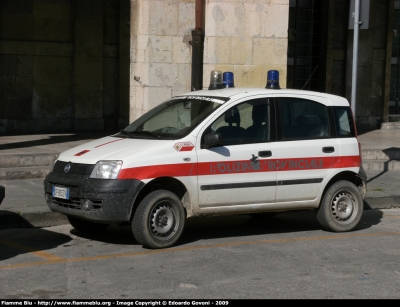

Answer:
[0,0,130,134]
[0,0,393,133]
[203,0,288,89]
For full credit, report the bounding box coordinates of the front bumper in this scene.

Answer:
[44,170,144,223]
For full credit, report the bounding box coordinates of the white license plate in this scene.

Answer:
[52,186,70,200]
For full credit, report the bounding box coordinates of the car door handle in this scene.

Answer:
[258,150,272,157]
[322,146,335,153]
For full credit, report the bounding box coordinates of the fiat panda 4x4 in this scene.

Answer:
[44,70,367,249]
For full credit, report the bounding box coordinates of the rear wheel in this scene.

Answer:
[132,190,186,249]
[316,180,363,232]
[67,216,109,233]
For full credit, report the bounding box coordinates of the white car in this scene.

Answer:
[44,71,367,249]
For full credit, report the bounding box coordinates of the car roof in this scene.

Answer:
[178,88,350,106]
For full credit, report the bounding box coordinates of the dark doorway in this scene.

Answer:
[0,0,130,134]
[287,0,327,92]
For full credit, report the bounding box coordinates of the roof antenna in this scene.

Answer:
[302,65,318,90]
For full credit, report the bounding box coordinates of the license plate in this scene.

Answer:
[52,186,70,200]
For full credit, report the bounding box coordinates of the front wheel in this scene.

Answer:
[316,180,363,232]
[132,190,186,249]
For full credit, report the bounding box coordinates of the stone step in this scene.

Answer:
[381,121,400,129]
[362,159,400,172]
[0,153,57,180]
[0,153,58,168]
[361,149,400,160]
[0,166,51,180]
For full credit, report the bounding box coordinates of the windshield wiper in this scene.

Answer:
[119,129,161,139]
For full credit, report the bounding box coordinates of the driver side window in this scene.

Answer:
[205,98,271,146]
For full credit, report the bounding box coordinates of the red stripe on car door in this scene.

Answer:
[117,156,360,180]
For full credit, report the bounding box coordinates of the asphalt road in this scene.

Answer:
[1,209,400,300]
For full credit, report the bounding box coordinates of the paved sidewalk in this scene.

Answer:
[0,129,400,229]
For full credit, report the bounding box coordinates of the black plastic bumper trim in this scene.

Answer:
[201,178,323,191]
[279,178,323,186]
[201,181,276,191]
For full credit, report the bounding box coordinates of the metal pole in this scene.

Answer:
[351,0,361,118]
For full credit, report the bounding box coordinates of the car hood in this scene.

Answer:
[57,136,172,164]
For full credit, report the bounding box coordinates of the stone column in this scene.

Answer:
[129,0,194,123]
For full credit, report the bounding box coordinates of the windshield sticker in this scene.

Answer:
[173,142,194,152]
[169,96,226,104]
[74,150,90,156]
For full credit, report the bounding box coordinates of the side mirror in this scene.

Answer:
[203,133,223,148]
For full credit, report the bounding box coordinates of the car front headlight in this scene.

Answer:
[90,160,123,179]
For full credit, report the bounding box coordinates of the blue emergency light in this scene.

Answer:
[223,72,235,88]
[265,70,281,89]
[208,70,224,90]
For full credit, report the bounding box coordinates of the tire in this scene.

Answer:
[316,180,363,232]
[249,212,277,219]
[67,216,109,233]
[132,190,186,249]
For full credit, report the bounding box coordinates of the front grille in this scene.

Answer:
[90,200,102,209]
[53,161,95,175]
[53,197,82,210]
[48,194,103,211]
[48,181,79,189]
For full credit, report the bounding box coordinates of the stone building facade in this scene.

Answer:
[0,0,396,134]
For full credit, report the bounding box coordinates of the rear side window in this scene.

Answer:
[333,107,355,138]
[278,97,329,140]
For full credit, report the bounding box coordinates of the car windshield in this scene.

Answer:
[116,95,227,140]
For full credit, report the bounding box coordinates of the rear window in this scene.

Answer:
[278,97,329,140]
[333,107,355,138]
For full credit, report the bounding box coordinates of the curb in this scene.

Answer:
[364,196,400,210]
